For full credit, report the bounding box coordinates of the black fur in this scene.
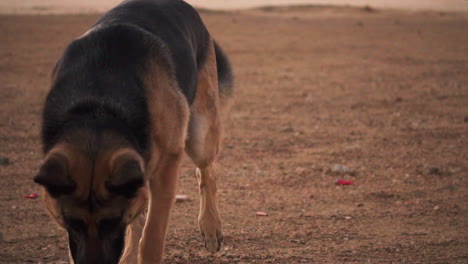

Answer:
[214,41,234,96]
[67,216,126,264]
[94,0,211,103]
[42,0,232,160]
[43,23,153,158]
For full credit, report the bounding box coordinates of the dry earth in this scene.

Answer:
[0,5,467,264]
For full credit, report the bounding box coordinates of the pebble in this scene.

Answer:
[433,205,440,211]
[175,194,190,203]
[171,249,183,258]
[0,157,9,166]
[295,167,306,174]
[428,167,441,175]
[331,164,350,173]
[290,239,306,244]
[256,211,268,216]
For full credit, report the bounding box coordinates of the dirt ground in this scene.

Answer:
[0,5,467,264]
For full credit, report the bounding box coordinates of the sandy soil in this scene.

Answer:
[0,5,467,264]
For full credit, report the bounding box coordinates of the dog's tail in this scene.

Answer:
[214,41,233,99]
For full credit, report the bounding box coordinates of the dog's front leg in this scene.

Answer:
[138,153,182,264]
[119,212,146,264]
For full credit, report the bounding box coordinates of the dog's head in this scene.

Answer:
[34,142,148,264]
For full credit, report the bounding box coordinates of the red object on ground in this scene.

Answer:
[336,179,353,185]
[26,192,39,199]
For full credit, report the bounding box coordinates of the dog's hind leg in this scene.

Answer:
[186,40,223,254]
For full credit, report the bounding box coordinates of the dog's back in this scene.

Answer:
[43,0,232,158]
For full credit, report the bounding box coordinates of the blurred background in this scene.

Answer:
[1,0,467,13]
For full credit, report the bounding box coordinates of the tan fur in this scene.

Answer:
[133,53,190,264]
[186,40,221,167]
[120,40,225,263]
[119,212,146,263]
[41,187,65,226]
[185,40,224,254]
[139,153,183,264]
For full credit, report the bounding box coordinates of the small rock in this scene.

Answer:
[331,164,350,173]
[175,194,190,203]
[171,249,183,258]
[345,216,352,220]
[410,121,420,129]
[356,203,364,207]
[0,157,9,166]
[218,257,230,263]
[281,127,295,133]
[256,211,268,217]
[11,205,17,209]
[428,167,441,175]
[289,239,306,244]
[295,167,306,174]
[433,205,440,211]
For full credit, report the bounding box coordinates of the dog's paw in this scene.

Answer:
[199,221,223,254]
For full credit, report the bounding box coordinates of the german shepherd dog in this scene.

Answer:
[33,0,233,263]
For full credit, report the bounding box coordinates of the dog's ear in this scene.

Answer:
[34,154,76,197]
[106,158,145,198]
